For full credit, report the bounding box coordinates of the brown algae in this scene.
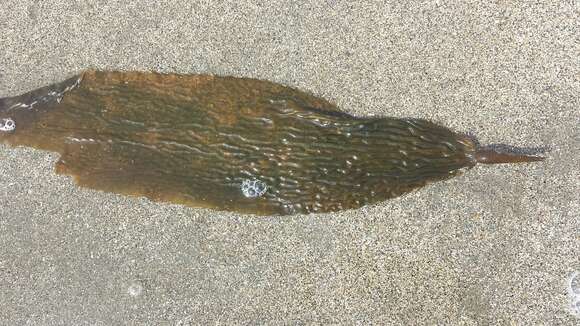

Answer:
[0,70,545,215]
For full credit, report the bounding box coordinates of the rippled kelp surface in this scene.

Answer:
[0,71,477,215]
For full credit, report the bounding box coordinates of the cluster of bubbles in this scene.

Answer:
[241,179,268,198]
[0,118,15,132]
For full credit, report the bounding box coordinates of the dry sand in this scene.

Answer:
[1,1,578,324]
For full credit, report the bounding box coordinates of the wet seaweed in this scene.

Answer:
[0,70,545,215]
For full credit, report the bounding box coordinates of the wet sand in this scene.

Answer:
[0,1,578,324]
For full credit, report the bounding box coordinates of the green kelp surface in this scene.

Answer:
[0,71,540,215]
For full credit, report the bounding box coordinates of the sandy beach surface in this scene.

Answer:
[1,1,578,324]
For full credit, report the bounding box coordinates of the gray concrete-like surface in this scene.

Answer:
[1,1,578,324]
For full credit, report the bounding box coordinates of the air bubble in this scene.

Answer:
[127,281,144,297]
[568,271,580,317]
[0,118,15,132]
[241,179,268,198]
[571,272,580,294]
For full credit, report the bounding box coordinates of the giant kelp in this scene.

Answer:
[0,70,544,215]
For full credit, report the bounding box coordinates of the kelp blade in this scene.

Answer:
[0,71,476,215]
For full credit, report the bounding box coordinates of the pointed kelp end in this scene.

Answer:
[475,144,548,164]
